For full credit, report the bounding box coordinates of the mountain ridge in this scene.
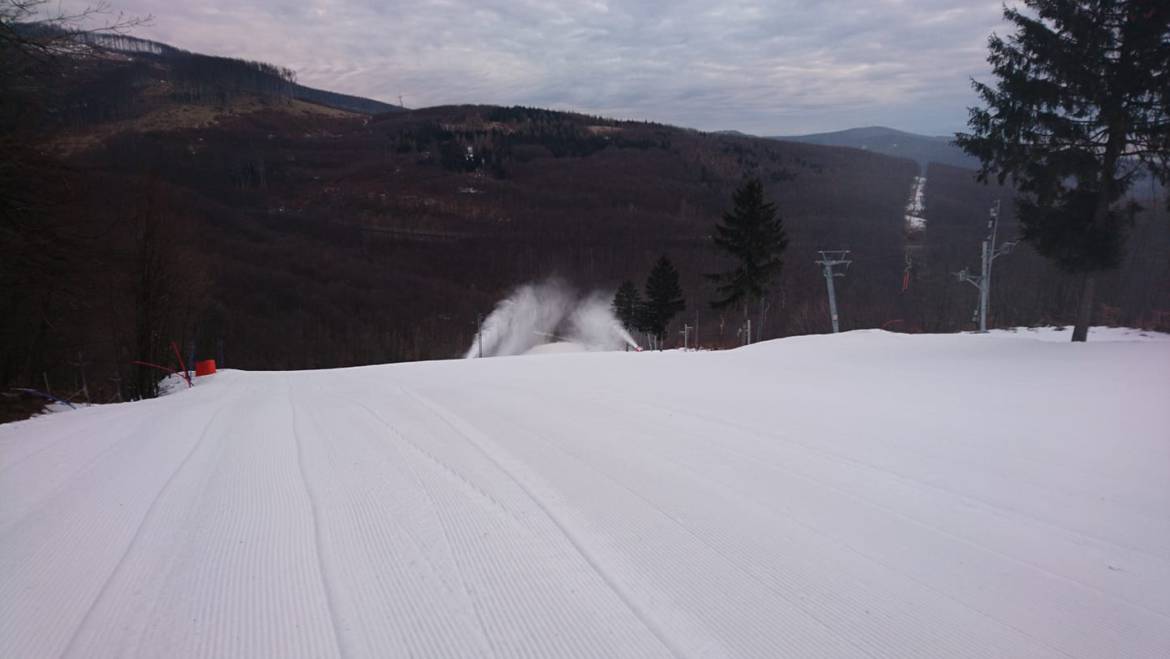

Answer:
[771,125,979,170]
[56,28,406,115]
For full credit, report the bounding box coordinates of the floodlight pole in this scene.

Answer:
[956,200,1015,332]
[816,250,852,333]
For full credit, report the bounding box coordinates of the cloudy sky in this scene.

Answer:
[74,0,1012,135]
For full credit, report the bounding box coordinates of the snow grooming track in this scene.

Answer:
[592,386,1170,599]
[64,378,343,659]
[286,378,349,658]
[402,388,687,658]
[404,387,867,657]
[2,330,1169,658]
[58,390,245,659]
[460,382,1069,659]
[289,380,498,657]
[346,385,677,657]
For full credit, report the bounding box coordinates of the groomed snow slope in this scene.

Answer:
[2,330,1169,658]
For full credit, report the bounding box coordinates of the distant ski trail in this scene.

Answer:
[2,330,1168,658]
[905,175,927,232]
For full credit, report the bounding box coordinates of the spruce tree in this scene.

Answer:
[957,1,1169,342]
[642,256,685,346]
[706,177,789,335]
[611,280,643,332]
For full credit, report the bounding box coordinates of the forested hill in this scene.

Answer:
[773,126,979,170]
[2,31,1167,412]
[291,84,402,114]
[23,28,403,120]
[86,32,404,114]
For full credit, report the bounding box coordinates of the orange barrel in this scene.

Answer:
[195,359,217,376]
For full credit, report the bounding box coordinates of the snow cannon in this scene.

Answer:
[195,360,217,377]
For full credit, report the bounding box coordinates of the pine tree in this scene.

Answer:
[642,256,685,346]
[956,1,1170,342]
[706,177,789,336]
[611,280,643,332]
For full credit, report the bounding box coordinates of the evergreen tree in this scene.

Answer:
[642,256,685,346]
[706,177,789,337]
[611,280,643,332]
[956,0,1170,342]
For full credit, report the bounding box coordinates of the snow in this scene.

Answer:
[524,341,590,354]
[989,325,1170,342]
[2,330,1168,658]
[905,175,927,232]
[467,279,637,358]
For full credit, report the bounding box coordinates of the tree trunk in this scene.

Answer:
[756,298,769,343]
[741,302,750,345]
[1071,272,1096,342]
[1075,107,1124,343]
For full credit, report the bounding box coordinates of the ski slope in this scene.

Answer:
[904,175,927,232]
[3,330,1169,658]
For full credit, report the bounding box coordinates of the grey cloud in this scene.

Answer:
[64,0,1012,134]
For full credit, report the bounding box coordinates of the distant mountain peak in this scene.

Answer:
[770,126,975,170]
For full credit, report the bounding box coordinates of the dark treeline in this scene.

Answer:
[2,35,1168,419]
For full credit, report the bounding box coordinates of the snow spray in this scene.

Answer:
[466,279,639,358]
[567,293,639,351]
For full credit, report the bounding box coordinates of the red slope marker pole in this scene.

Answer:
[170,341,192,388]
